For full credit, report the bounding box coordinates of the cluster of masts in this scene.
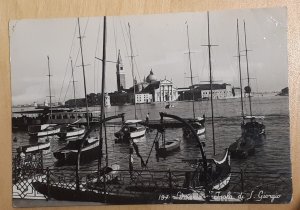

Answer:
[16,12,267,203]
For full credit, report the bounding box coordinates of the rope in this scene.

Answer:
[145,132,160,165]
[93,18,102,94]
[58,21,78,103]
[132,141,146,167]
[63,18,90,103]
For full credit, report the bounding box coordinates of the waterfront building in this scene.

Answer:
[178,83,235,100]
[132,70,178,103]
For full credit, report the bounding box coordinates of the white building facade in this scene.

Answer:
[153,79,178,102]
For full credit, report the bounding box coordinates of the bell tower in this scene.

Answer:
[116,50,126,91]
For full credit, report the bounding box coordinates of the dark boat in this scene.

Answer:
[241,116,266,145]
[165,103,174,109]
[53,136,100,163]
[228,135,255,158]
[228,20,262,158]
[240,20,266,145]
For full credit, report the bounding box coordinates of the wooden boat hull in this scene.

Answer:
[19,142,50,154]
[228,138,255,159]
[53,140,100,163]
[183,123,206,145]
[58,128,85,139]
[115,126,146,142]
[130,128,146,139]
[29,127,60,138]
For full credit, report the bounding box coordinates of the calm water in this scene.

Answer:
[12,95,291,199]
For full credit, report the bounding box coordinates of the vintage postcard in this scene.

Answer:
[10,7,290,207]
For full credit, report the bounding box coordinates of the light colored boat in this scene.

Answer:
[58,125,85,140]
[18,141,50,154]
[157,138,181,155]
[115,120,146,141]
[28,124,60,138]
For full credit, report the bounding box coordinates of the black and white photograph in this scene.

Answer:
[11,7,291,206]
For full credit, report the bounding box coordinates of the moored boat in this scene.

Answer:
[157,139,181,156]
[182,22,206,143]
[18,141,50,154]
[228,135,255,158]
[53,137,100,163]
[28,124,60,138]
[115,120,146,142]
[58,125,85,140]
[183,117,206,145]
[241,116,265,145]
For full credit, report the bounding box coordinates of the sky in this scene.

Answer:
[9,7,287,105]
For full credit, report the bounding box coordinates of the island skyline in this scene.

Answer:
[10,7,287,105]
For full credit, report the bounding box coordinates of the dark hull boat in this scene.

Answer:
[228,135,255,159]
[242,116,266,146]
[53,137,100,163]
[32,149,232,204]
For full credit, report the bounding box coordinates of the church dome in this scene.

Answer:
[146,70,157,83]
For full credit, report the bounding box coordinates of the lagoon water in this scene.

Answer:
[12,95,292,202]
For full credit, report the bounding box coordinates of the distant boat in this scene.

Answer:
[165,103,175,109]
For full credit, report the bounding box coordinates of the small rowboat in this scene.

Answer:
[115,120,146,142]
[53,136,100,163]
[157,139,181,156]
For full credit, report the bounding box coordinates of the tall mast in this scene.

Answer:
[243,20,252,116]
[100,16,108,167]
[128,23,137,119]
[204,12,216,156]
[70,59,77,112]
[77,18,90,127]
[47,56,53,123]
[236,19,244,117]
[186,23,196,119]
